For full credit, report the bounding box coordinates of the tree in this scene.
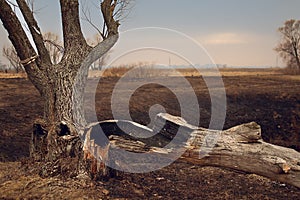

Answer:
[0,0,130,179]
[275,19,300,74]
[2,46,23,73]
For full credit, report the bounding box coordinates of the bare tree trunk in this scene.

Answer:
[28,61,118,179]
[91,113,300,188]
[294,47,300,72]
[0,0,123,180]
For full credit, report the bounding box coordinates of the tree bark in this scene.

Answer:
[82,113,300,188]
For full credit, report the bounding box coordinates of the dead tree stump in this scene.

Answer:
[29,119,115,180]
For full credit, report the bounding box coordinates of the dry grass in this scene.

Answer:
[2,68,300,81]
[89,67,285,78]
[0,72,27,79]
[89,66,169,78]
[88,66,131,78]
[0,162,106,199]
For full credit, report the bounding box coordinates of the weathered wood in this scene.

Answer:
[159,114,300,188]
[183,125,300,189]
[83,113,300,188]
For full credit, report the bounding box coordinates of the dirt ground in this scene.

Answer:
[0,69,300,199]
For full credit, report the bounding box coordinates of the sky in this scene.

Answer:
[1,0,300,67]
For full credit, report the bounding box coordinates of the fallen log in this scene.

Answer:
[183,123,300,188]
[83,113,300,188]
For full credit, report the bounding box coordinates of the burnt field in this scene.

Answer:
[0,70,300,199]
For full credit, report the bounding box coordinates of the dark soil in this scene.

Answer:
[0,73,300,199]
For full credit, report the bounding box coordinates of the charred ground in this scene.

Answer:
[0,69,300,199]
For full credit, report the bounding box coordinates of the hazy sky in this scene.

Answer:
[1,0,300,67]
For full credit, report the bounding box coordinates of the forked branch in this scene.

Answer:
[16,0,52,66]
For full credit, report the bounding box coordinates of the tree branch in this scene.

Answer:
[81,34,118,70]
[60,0,88,53]
[79,0,123,69]
[112,0,133,22]
[101,0,120,37]
[0,0,47,93]
[81,2,105,40]
[16,0,52,67]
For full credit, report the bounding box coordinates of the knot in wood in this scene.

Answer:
[228,122,262,143]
